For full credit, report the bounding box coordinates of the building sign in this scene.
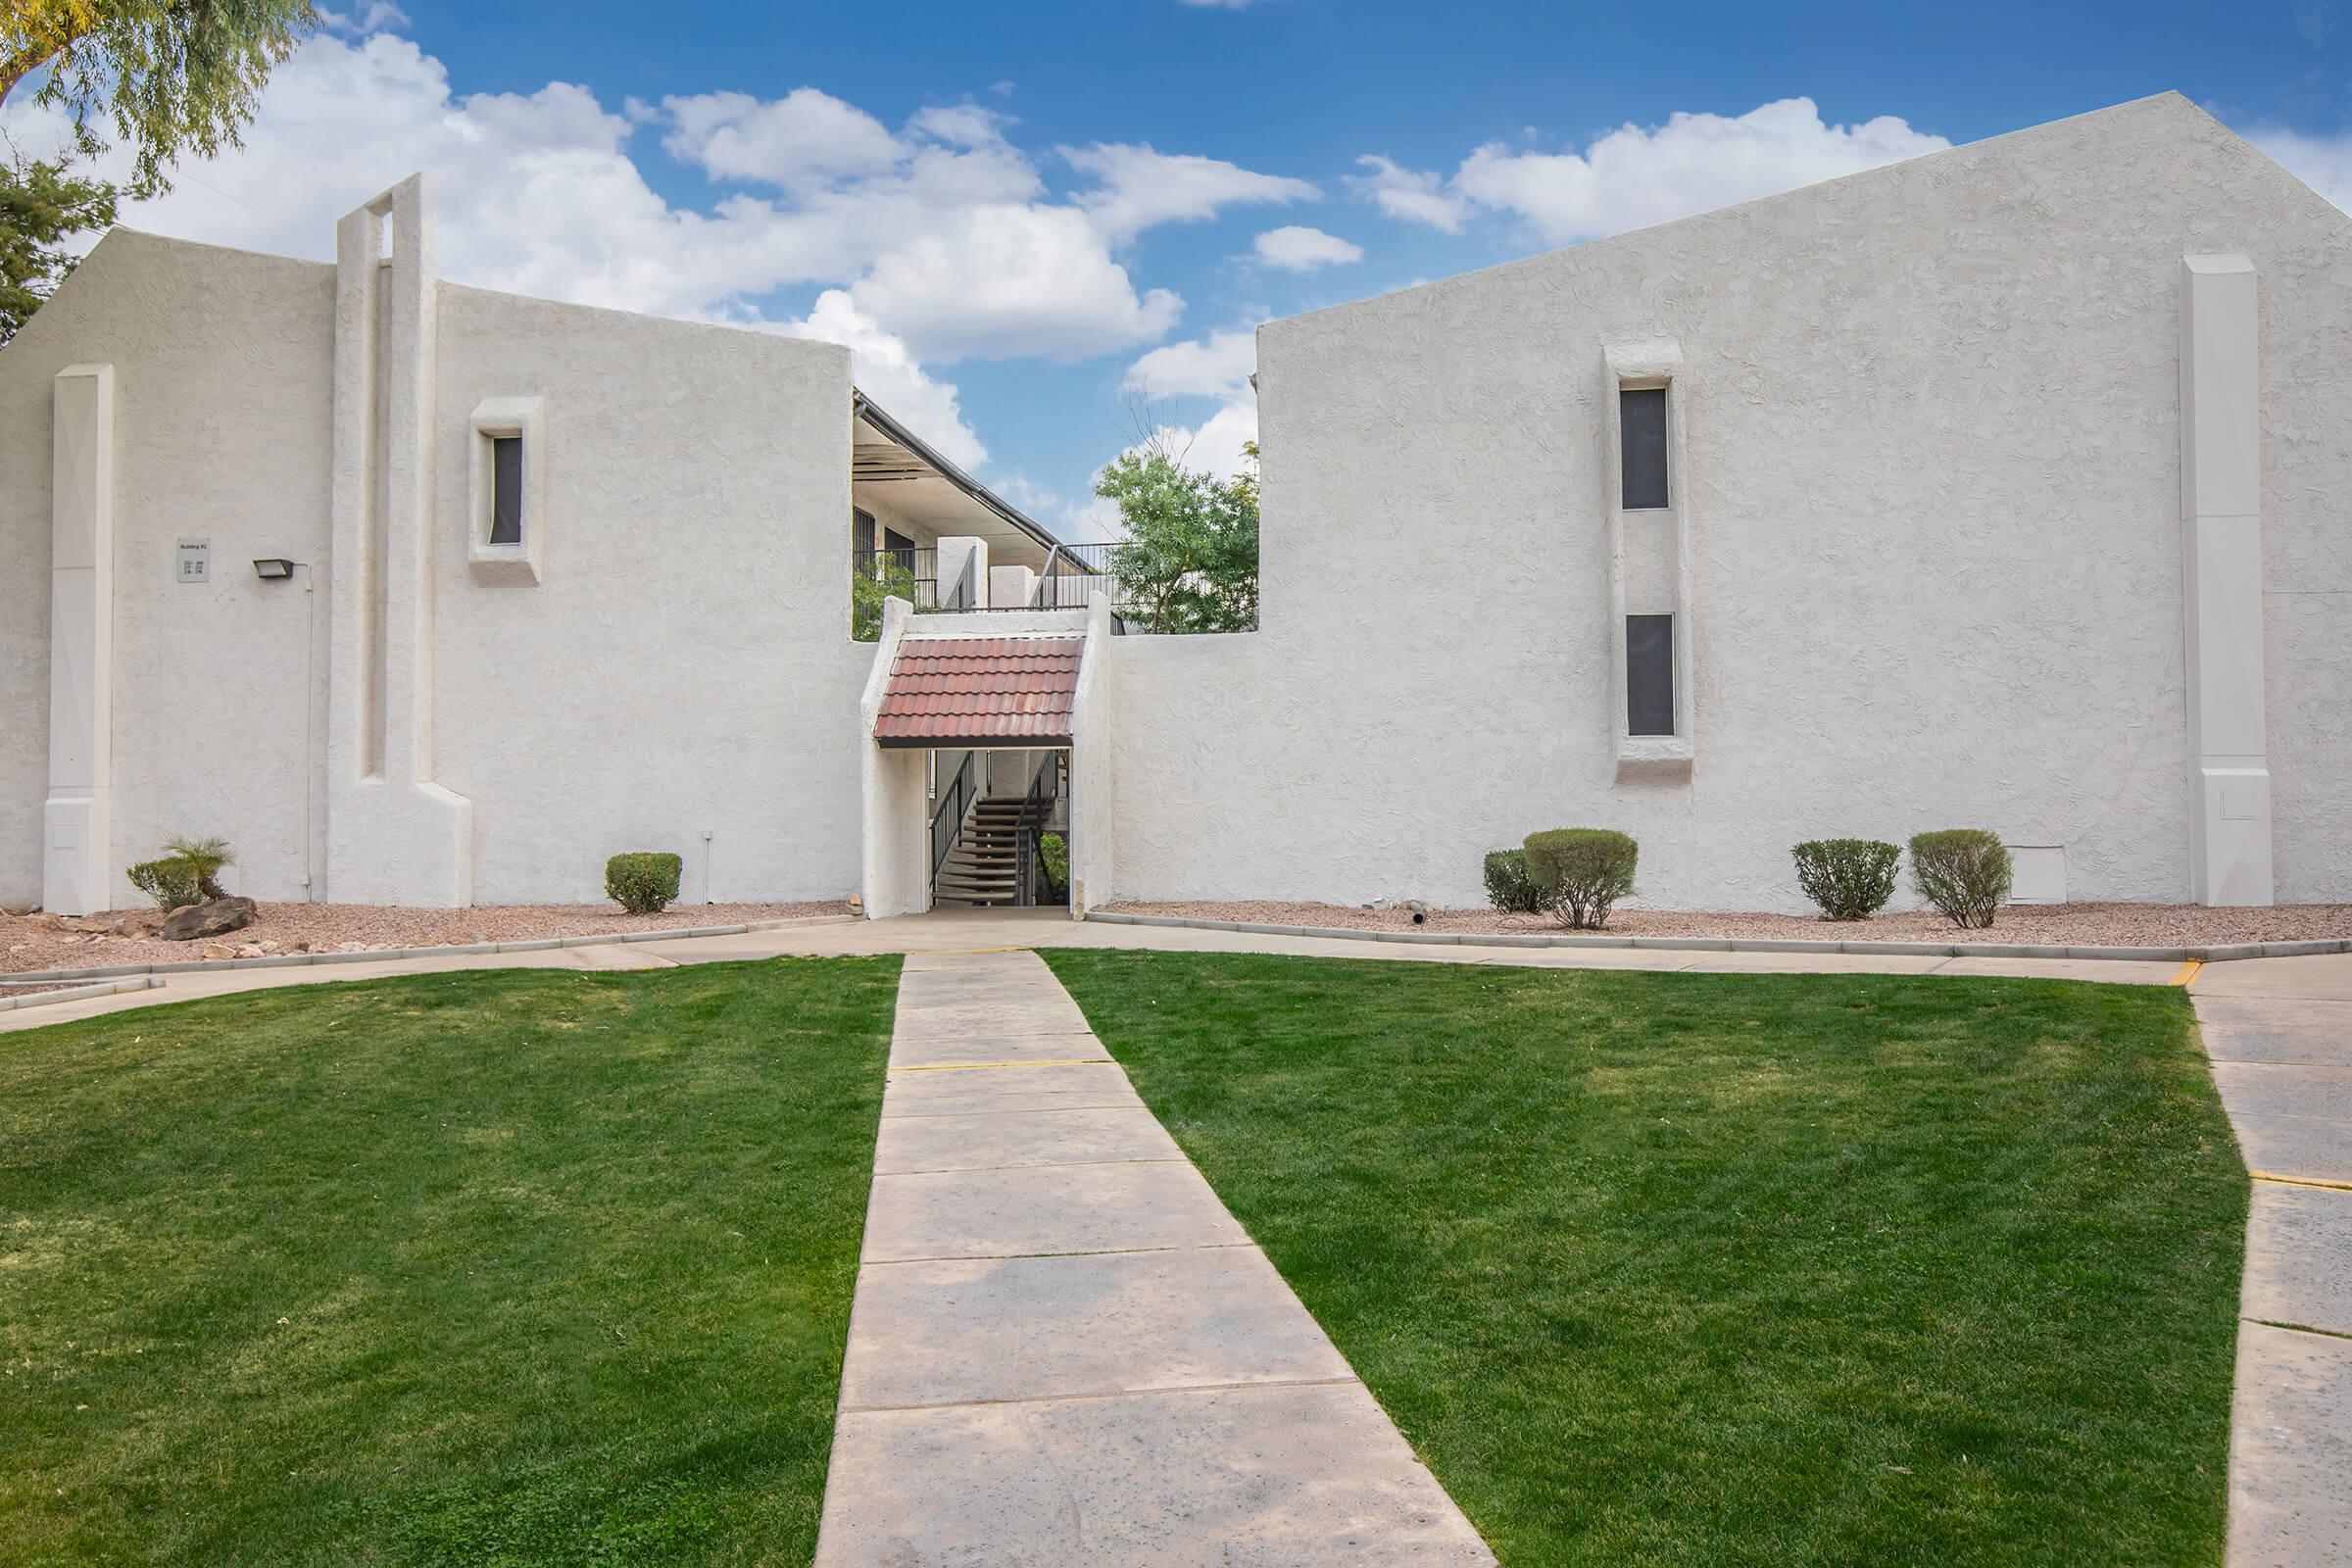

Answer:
[176,538,210,584]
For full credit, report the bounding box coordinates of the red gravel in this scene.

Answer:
[1100,900,2352,947]
[2,901,854,974]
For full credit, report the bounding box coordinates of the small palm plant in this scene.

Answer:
[163,836,234,901]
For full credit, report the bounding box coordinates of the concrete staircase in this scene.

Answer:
[933,796,1033,907]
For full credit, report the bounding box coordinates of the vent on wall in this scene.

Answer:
[2007,846,2067,905]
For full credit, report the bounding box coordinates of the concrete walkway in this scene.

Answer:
[811,945,1494,1566]
[2192,958,2352,1567]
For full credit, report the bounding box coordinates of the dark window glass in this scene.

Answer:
[853,507,876,556]
[1619,386,1670,510]
[490,436,523,546]
[1627,613,1675,736]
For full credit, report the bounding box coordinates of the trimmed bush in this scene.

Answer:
[1909,829,2013,929]
[1040,833,1070,902]
[605,853,683,915]
[1482,850,1546,914]
[126,858,204,911]
[1792,839,1901,921]
[1522,828,1639,930]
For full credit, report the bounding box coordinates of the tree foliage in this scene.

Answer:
[0,152,115,343]
[2,0,318,197]
[1094,439,1259,634]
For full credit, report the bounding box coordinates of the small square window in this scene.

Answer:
[1619,386,1670,511]
[490,436,523,546]
[1627,613,1675,736]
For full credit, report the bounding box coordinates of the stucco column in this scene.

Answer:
[43,364,115,914]
[935,536,988,610]
[325,174,473,906]
[2179,255,2273,906]
[858,598,929,916]
[990,564,1036,612]
[1065,594,1115,917]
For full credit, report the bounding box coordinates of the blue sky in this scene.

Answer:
[16,0,2352,537]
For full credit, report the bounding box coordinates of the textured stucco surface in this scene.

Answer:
[1109,93,2352,912]
[428,282,859,904]
[0,231,336,910]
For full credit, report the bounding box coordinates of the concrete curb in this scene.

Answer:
[0,975,166,1011]
[1081,912,2352,965]
[0,913,859,987]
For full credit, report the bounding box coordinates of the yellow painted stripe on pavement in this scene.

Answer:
[2169,959,2204,987]
[892,1057,1109,1073]
[2249,1170,2352,1193]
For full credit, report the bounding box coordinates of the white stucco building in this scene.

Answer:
[4,92,2347,919]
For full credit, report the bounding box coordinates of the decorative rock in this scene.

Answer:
[202,944,234,960]
[162,896,259,943]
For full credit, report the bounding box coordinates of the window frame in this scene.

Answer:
[467,396,546,582]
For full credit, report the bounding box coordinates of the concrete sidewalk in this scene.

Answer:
[2191,957,2352,1567]
[811,947,1494,1567]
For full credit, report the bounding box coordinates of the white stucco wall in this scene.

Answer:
[1107,93,2352,912]
[0,230,336,909]
[428,282,861,905]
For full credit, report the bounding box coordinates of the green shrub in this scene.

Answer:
[1482,850,1546,914]
[124,834,235,909]
[1522,828,1639,930]
[1040,833,1069,900]
[1908,829,2013,929]
[1792,838,1901,921]
[126,858,204,911]
[605,853,683,916]
[851,558,917,642]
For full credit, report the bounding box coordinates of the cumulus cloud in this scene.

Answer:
[1124,326,1256,399]
[1357,98,1948,245]
[662,87,905,189]
[1250,223,1362,271]
[1062,143,1317,241]
[1349,154,1470,232]
[776,291,986,468]
[1,25,1325,480]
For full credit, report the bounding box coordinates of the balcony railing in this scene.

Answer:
[855,547,939,609]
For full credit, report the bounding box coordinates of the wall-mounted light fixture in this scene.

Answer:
[253,558,296,581]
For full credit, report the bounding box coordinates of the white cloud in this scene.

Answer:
[1124,326,1256,399]
[852,204,1184,360]
[2246,124,2352,210]
[777,290,986,468]
[662,87,905,190]
[1356,98,1948,246]
[1250,223,1361,271]
[1349,154,1470,232]
[1062,143,1317,241]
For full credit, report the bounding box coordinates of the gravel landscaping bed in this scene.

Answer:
[1100,899,2352,947]
[1,900,854,974]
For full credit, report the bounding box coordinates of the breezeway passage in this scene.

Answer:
[811,946,1494,1565]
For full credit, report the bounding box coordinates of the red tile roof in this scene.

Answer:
[875,636,1083,747]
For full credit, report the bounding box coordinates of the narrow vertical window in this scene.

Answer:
[1627,613,1675,736]
[853,507,876,557]
[1619,386,1670,510]
[490,436,523,546]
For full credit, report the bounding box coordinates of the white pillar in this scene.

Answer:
[2180,254,2274,906]
[1065,595,1115,917]
[858,598,930,916]
[43,364,115,914]
[935,536,989,609]
[990,564,1036,612]
[325,174,473,906]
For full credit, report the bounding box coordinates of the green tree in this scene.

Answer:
[1093,439,1260,633]
[3,1,318,196]
[852,556,918,641]
[0,0,318,345]
[0,152,116,342]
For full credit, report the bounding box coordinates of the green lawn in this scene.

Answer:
[0,957,899,1566]
[1045,952,2245,1567]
